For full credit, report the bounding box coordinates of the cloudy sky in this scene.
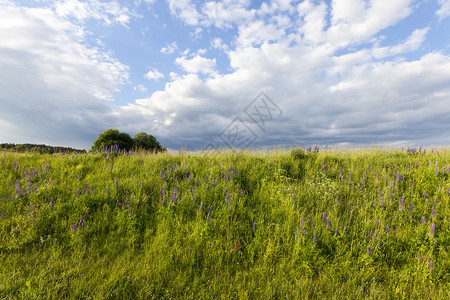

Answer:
[1,0,449,150]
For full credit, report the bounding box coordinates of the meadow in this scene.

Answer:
[0,146,448,299]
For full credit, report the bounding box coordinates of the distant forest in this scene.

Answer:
[0,143,86,154]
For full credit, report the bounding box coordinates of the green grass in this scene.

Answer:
[0,147,448,299]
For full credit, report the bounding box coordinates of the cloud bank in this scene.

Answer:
[1,0,449,150]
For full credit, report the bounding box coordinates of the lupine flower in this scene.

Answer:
[418,253,421,264]
[322,212,325,223]
[253,221,256,232]
[207,205,213,223]
[386,225,389,233]
[344,221,348,231]
[334,228,338,235]
[430,223,435,235]
[410,203,413,212]
[0,213,3,219]
[431,207,436,217]
[367,247,371,255]
[370,231,373,239]
[72,223,76,234]
[312,217,315,228]
[422,216,425,225]
[376,220,379,227]
[51,197,54,212]
[313,232,316,243]
[199,202,203,211]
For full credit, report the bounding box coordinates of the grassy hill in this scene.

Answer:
[0,147,448,298]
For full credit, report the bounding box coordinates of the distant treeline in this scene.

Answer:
[0,143,86,154]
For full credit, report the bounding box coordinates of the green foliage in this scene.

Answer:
[0,143,85,154]
[90,129,135,152]
[134,132,162,152]
[0,147,449,298]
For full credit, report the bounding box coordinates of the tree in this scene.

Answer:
[91,129,135,152]
[134,132,162,152]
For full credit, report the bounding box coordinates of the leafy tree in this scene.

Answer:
[134,132,162,152]
[91,129,135,152]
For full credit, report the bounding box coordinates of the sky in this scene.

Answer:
[1,0,449,150]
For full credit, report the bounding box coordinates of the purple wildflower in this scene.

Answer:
[376,220,379,227]
[72,223,76,234]
[322,212,325,223]
[207,205,213,223]
[410,203,413,212]
[0,213,3,219]
[367,247,371,255]
[253,221,256,232]
[199,202,203,212]
[430,223,435,235]
[313,232,316,243]
[386,225,389,233]
[344,221,348,231]
[422,216,425,225]
[312,217,315,228]
[370,231,373,239]
[51,197,54,212]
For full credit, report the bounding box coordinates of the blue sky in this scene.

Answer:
[1,0,449,150]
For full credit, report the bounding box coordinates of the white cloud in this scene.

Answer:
[211,37,229,51]
[166,0,204,26]
[53,0,136,28]
[0,1,129,148]
[144,68,164,80]
[120,1,450,149]
[160,42,178,54]
[436,0,450,20]
[134,84,147,93]
[237,20,286,47]
[175,55,217,74]
[166,0,256,29]
[372,27,429,59]
[2,0,449,149]
[203,0,256,29]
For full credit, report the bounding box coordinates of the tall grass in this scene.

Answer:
[0,147,448,298]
